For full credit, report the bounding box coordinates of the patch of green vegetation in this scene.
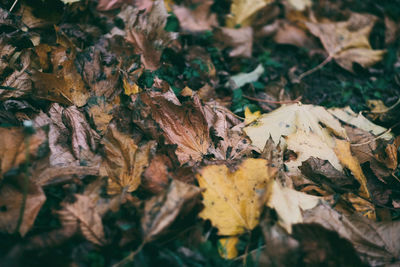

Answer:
[231,88,259,114]
[165,13,180,32]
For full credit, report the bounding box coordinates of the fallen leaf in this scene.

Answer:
[142,154,172,194]
[125,0,178,70]
[329,106,393,140]
[0,127,46,178]
[244,106,261,124]
[140,92,210,164]
[0,180,46,236]
[287,0,312,11]
[226,0,272,28]
[214,27,253,58]
[57,194,106,245]
[226,64,264,89]
[334,139,370,198]
[218,237,239,259]
[101,123,155,195]
[303,202,400,266]
[87,98,117,134]
[141,180,201,241]
[173,1,218,32]
[62,105,100,160]
[32,44,90,107]
[305,13,386,72]
[196,159,276,236]
[267,180,320,233]
[244,103,347,151]
[299,157,360,193]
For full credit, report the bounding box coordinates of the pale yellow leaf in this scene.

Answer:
[226,0,272,28]
[218,237,239,259]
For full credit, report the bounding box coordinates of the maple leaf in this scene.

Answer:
[305,13,386,72]
[140,92,210,164]
[125,0,178,70]
[243,103,347,151]
[101,123,155,195]
[226,0,272,28]
[196,158,276,259]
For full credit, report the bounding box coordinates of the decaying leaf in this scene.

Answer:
[0,127,46,178]
[226,0,272,28]
[305,13,386,72]
[196,159,276,235]
[57,194,106,245]
[140,92,210,164]
[87,98,117,134]
[226,64,264,89]
[0,180,46,236]
[141,180,201,241]
[173,0,218,32]
[101,123,155,195]
[125,0,178,70]
[142,154,172,194]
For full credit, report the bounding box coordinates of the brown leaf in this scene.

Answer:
[78,46,121,98]
[140,92,210,164]
[0,51,32,100]
[32,38,90,107]
[0,127,46,178]
[214,27,253,58]
[303,202,400,266]
[57,194,106,245]
[62,105,100,160]
[299,157,359,193]
[142,154,172,194]
[305,13,385,72]
[0,180,46,236]
[101,123,155,195]
[125,0,178,70]
[173,1,218,32]
[141,180,201,241]
[87,98,118,134]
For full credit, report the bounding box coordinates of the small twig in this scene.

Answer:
[9,0,18,12]
[367,97,400,114]
[298,55,333,81]
[212,106,245,120]
[243,95,302,104]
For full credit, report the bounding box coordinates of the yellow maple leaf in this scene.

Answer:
[226,0,272,28]
[196,159,276,235]
[218,237,239,259]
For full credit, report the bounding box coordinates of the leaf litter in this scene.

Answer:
[0,0,400,266]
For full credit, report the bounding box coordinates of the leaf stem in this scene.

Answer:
[298,55,333,81]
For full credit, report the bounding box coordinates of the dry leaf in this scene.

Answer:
[87,98,117,134]
[173,1,217,32]
[267,180,320,233]
[329,106,392,140]
[305,13,386,72]
[140,92,210,164]
[214,27,253,58]
[62,106,99,160]
[244,103,347,151]
[196,159,276,236]
[32,44,90,107]
[226,64,264,89]
[0,180,46,236]
[57,194,106,245]
[142,154,172,194]
[125,0,178,70]
[303,202,400,266]
[226,0,272,28]
[0,127,46,178]
[101,123,155,195]
[218,237,239,259]
[141,180,201,241]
